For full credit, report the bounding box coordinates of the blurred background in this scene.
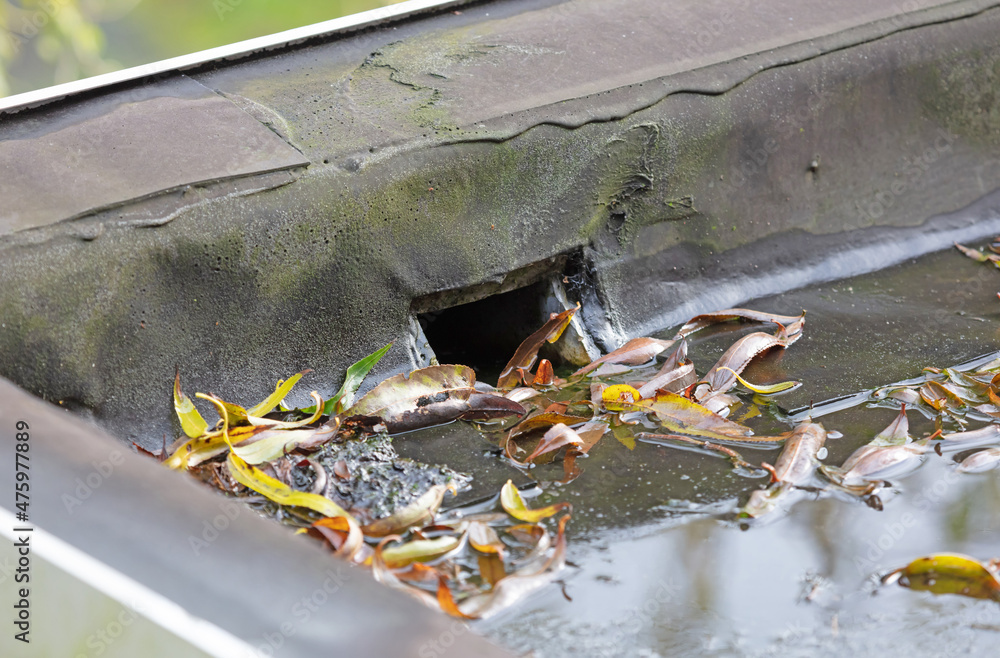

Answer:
[0,0,404,97]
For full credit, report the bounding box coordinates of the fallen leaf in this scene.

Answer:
[572,337,675,377]
[497,306,578,388]
[509,412,591,439]
[533,359,555,386]
[457,515,570,619]
[886,553,1000,602]
[637,361,696,399]
[935,425,1000,452]
[718,366,800,396]
[478,554,507,588]
[871,406,911,447]
[501,480,571,522]
[380,535,462,568]
[696,329,797,401]
[173,371,208,438]
[675,308,806,338]
[248,370,310,417]
[468,521,506,556]
[362,484,455,537]
[955,242,1000,266]
[524,423,584,463]
[347,365,525,433]
[957,447,1000,473]
[615,391,777,443]
[765,422,827,484]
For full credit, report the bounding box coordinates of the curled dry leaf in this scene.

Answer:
[509,412,591,439]
[885,553,1000,602]
[347,365,525,433]
[468,521,506,556]
[696,325,800,402]
[380,535,462,569]
[956,447,1000,473]
[497,306,578,389]
[637,361,696,399]
[457,515,570,619]
[764,422,827,484]
[935,424,1000,452]
[839,442,928,484]
[501,480,571,522]
[362,483,456,537]
[523,423,584,463]
[614,391,781,443]
[870,406,911,447]
[306,516,365,561]
[675,308,806,339]
[533,359,555,386]
[173,371,208,439]
[955,242,1000,266]
[572,337,675,377]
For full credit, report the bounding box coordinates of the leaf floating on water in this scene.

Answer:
[362,483,456,538]
[765,422,827,484]
[885,553,1000,602]
[637,360,696,399]
[380,535,462,569]
[457,514,571,619]
[870,406,911,447]
[935,424,1000,452]
[468,521,506,556]
[696,324,802,402]
[718,367,800,396]
[839,442,928,484]
[173,371,208,439]
[509,412,591,439]
[955,242,1000,266]
[347,365,524,433]
[617,391,777,443]
[497,306,578,389]
[524,423,584,463]
[572,337,675,377]
[304,515,364,561]
[501,480,571,522]
[602,384,643,409]
[675,308,806,338]
[956,447,1000,473]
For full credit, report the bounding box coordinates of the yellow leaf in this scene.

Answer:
[173,371,208,438]
[500,480,570,523]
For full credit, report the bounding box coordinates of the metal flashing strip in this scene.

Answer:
[0,507,255,658]
[0,0,470,115]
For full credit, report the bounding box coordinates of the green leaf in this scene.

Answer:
[173,370,208,438]
[380,536,461,569]
[330,343,392,414]
[247,371,310,417]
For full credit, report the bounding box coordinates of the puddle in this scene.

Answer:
[395,242,1000,656]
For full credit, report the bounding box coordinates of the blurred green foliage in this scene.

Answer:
[1,0,401,97]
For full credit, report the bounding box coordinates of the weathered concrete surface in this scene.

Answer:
[1,0,1000,446]
[0,378,512,657]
